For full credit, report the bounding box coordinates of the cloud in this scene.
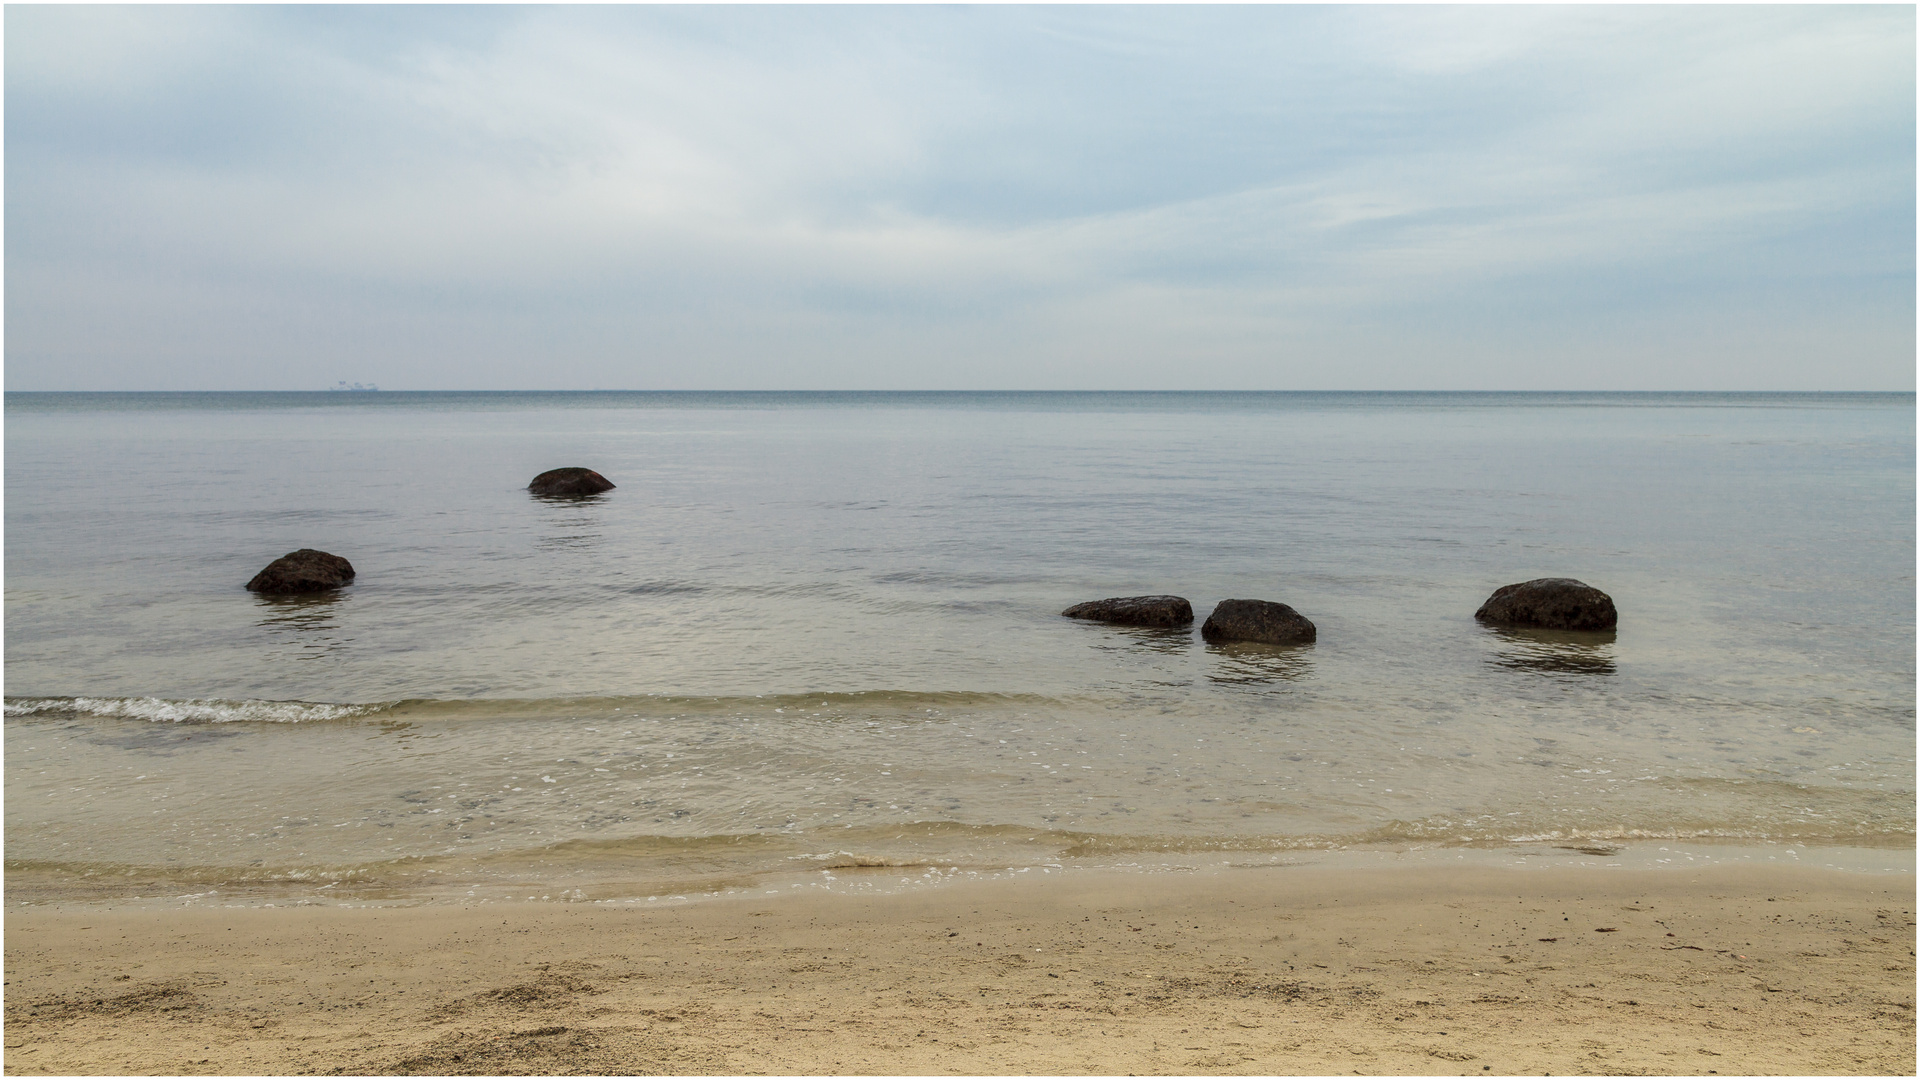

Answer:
[5,6,1912,389]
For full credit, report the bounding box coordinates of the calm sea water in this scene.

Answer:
[5,392,1913,904]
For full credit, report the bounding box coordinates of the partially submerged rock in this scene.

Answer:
[1475,578,1617,631]
[1061,595,1193,628]
[528,468,615,497]
[1201,599,1316,645]
[246,549,355,594]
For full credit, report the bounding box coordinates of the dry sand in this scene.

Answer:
[4,861,1912,1075]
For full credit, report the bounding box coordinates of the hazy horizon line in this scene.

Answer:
[7,388,1913,397]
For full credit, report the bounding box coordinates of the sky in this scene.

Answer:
[5,5,1914,391]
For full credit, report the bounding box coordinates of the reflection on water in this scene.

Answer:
[535,530,604,551]
[1081,624,1194,656]
[533,495,606,551]
[1205,640,1315,684]
[255,593,352,660]
[626,581,707,596]
[1486,626,1617,676]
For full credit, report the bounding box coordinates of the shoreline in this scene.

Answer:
[8,837,1911,913]
[6,858,1912,1075]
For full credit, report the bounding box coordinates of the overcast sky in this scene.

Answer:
[6,5,1914,391]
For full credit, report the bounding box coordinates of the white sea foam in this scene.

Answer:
[3,696,387,724]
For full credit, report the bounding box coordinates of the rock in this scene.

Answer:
[528,468,615,496]
[1200,599,1316,645]
[1061,595,1193,628]
[246,549,355,594]
[1474,578,1617,631]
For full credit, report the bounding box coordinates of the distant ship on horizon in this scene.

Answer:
[328,381,380,391]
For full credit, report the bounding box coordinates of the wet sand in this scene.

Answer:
[4,861,1912,1075]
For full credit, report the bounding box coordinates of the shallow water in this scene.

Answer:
[6,392,1913,902]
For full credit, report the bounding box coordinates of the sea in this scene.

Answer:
[5,391,1913,907]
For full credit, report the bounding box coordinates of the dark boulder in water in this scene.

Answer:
[529,467,615,496]
[1201,599,1316,645]
[1061,595,1194,628]
[246,549,355,594]
[1475,578,1617,631]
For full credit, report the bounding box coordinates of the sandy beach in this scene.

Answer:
[4,859,1912,1076]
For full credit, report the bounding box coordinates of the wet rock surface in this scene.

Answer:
[1200,599,1316,645]
[245,549,356,594]
[528,468,615,496]
[1474,578,1617,631]
[1061,595,1194,628]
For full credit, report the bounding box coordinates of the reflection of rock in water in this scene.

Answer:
[534,500,606,551]
[535,530,604,551]
[1486,626,1617,676]
[255,592,351,660]
[530,490,610,506]
[1205,640,1315,684]
[1083,624,1193,656]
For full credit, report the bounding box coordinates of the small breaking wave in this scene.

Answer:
[3,688,1075,727]
[4,696,396,724]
